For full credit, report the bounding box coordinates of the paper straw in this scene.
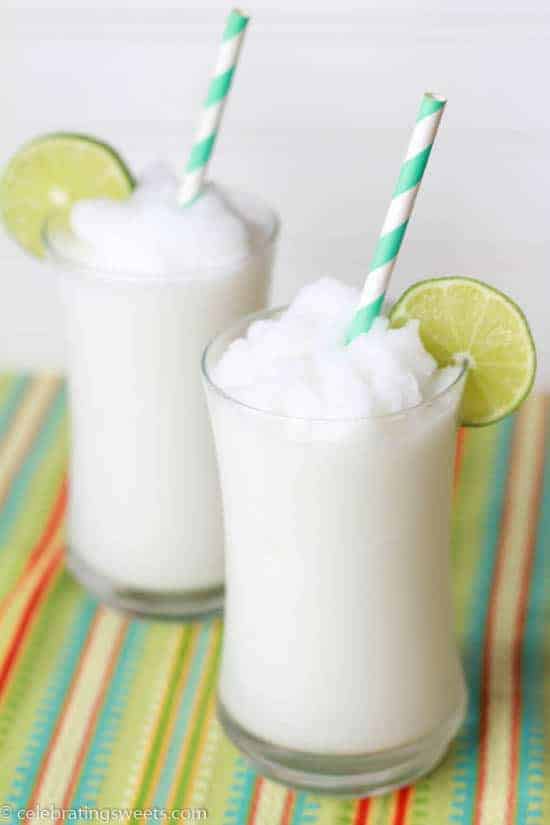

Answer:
[177,8,250,207]
[345,92,447,343]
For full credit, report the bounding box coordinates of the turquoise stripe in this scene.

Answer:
[0,377,29,444]
[369,221,408,272]
[185,135,216,173]
[6,595,97,816]
[72,621,148,806]
[0,385,66,549]
[449,416,515,824]
[393,145,432,197]
[223,9,249,40]
[418,95,446,120]
[152,622,213,806]
[223,756,257,825]
[292,794,320,824]
[517,408,549,824]
[206,67,235,106]
[344,295,384,343]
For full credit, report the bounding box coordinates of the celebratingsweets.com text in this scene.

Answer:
[0,806,208,822]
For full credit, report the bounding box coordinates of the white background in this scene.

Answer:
[2,0,549,381]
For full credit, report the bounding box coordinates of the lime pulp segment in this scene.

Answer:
[0,133,135,257]
[389,276,536,426]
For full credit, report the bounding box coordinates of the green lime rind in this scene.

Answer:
[389,276,536,427]
[0,132,135,258]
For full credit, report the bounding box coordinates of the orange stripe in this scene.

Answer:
[505,402,548,825]
[454,427,467,485]
[473,404,545,825]
[0,477,67,623]
[61,620,128,806]
[0,549,63,699]
[354,798,371,825]
[27,609,102,805]
[393,787,412,825]
[280,791,295,825]
[246,777,264,825]
[26,476,67,571]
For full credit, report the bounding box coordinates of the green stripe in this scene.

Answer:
[151,623,214,807]
[370,220,408,271]
[206,67,235,106]
[223,10,249,40]
[418,96,446,120]
[185,135,216,173]
[171,624,222,807]
[393,145,432,197]
[344,295,385,343]
[132,628,193,809]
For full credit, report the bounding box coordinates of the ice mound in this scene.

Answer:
[69,163,255,275]
[214,277,462,418]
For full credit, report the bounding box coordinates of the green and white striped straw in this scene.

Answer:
[177,8,250,207]
[345,92,447,343]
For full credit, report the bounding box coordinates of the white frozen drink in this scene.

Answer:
[46,165,278,617]
[204,277,466,794]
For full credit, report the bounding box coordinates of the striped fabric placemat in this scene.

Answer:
[0,374,548,824]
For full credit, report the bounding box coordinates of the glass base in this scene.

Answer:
[67,548,224,621]
[218,696,466,797]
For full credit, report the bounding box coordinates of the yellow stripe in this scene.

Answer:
[119,629,185,809]
[0,377,60,506]
[33,609,125,806]
[373,791,398,824]
[252,779,289,823]
[479,397,545,825]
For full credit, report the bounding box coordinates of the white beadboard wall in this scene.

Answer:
[2,1,549,381]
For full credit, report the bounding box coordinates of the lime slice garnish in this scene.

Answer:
[389,276,536,426]
[0,133,135,257]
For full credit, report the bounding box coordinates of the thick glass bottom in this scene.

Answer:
[218,695,466,797]
[67,548,223,621]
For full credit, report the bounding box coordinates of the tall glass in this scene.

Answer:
[45,191,278,619]
[203,308,467,795]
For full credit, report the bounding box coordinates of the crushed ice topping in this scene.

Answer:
[67,163,258,274]
[213,277,461,418]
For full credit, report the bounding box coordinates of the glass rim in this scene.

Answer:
[42,187,280,284]
[201,305,469,424]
